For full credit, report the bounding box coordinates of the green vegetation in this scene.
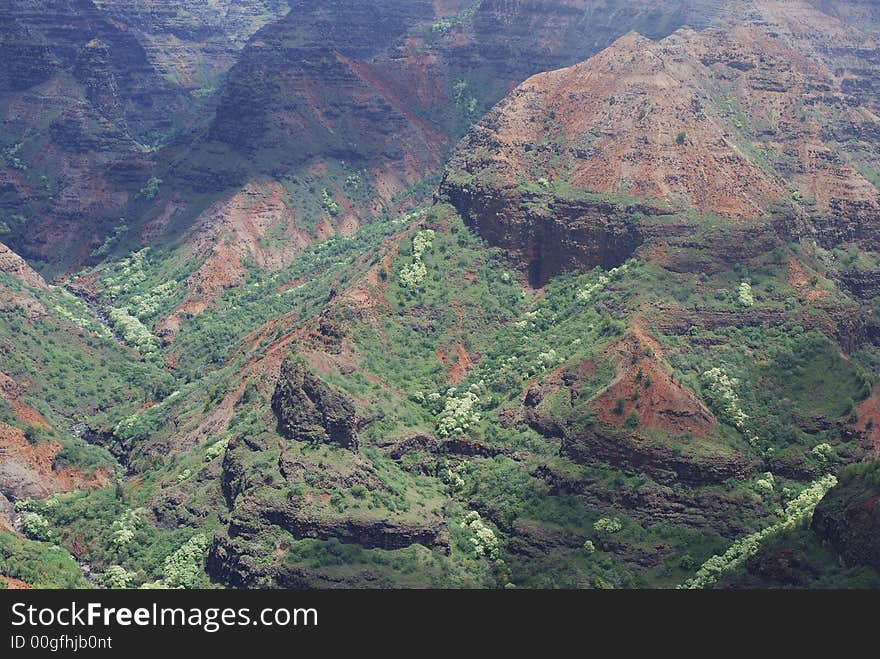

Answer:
[143,534,210,589]
[681,475,837,589]
[107,307,160,358]
[137,177,162,201]
[0,531,87,588]
[3,182,878,591]
[398,229,435,289]
[21,513,53,542]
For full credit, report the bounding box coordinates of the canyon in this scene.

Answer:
[0,0,879,590]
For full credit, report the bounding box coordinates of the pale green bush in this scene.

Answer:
[593,517,623,535]
[205,437,229,462]
[110,509,141,549]
[464,511,499,560]
[107,307,159,357]
[701,367,749,429]
[147,534,210,589]
[22,512,52,542]
[436,390,480,437]
[100,565,135,589]
[737,282,755,307]
[681,475,837,589]
[399,229,435,288]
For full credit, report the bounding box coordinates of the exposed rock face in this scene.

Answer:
[156,0,730,282]
[382,434,506,461]
[738,546,823,587]
[0,422,110,501]
[555,423,758,487]
[0,10,55,92]
[444,182,649,287]
[533,464,769,537]
[272,357,359,451]
[0,243,46,289]
[196,0,446,194]
[0,0,189,272]
[3,0,189,142]
[73,39,124,128]
[647,301,880,353]
[208,506,449,589]
[0,242,49,320]
[840,269,880,300]
[439,14,880,284]
[205,0,724,173]
[0,0,730,278]
[0,288,46,320]
[209,421,450,588]
[229,495,446,552]
[90,0,291,91]
[0,492,14,532]
[812,465,880,570]
[431,0,724,111]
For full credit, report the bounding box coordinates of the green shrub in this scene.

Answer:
[0,531,87,588]
[22,513,52,542]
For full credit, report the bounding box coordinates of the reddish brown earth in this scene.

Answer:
[443,342,475,384]
[158,181,334,340]
[0,422,112,500]
[0,287,47,320]
[788,256,828,302]
[1,576,32,590]
[0,243,47,289]
[453,23,880,219]
[855,387,880,456]
[521,324,757,486]
[590,329,718,437]
[440,9,880,285]
[0,372,51,430]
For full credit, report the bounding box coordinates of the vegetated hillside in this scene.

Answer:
[716,459,880,587]
[2,0,730,313]
[70,0,739,347]
[3,0,880,590]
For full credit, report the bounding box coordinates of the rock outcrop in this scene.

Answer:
[0,422,110,501]
[208,504,449,588]
[0,243,46,289]
[0,492,14,532]
[229,495,446,552]
[533,464,769,538]
[73,39,124,129]
[272,357,359,451]
[87,0,291,91]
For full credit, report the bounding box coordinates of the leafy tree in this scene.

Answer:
[22,513,52,542]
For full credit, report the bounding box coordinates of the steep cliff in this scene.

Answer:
[3,0,191,142]
[91,0,291,91]
[440,18,880,285]
[126,0,737,333]
[272,357,359,451]
[0,0,196,272]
